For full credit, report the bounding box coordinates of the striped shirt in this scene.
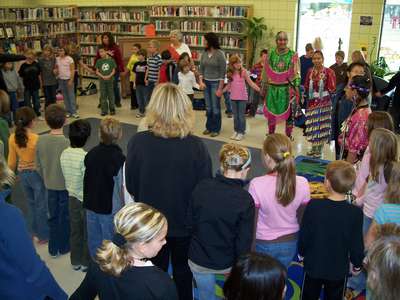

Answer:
[60,147,86,201]
[147,53,162,83]
[374,204,400,225]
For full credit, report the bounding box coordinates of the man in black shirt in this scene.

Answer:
[299,160,364,300]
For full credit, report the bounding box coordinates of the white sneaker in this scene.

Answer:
[37,116,45,121]
[72,113,80,119]
[230,132,238,140]
[235,133,244,141]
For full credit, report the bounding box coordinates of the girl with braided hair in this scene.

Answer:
[338,75,372,163]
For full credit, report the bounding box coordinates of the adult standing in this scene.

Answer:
[199,32,226,137]
[376,71,400,133]
[264,31,300,138]
[94,32,124,107]
[125,83,212,300]
[169,30,192,61]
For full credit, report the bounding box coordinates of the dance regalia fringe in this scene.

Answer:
[304,67,336,145]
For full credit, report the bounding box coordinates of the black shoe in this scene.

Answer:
[131,106,138,110]
[110,110,115,115]
[97,103,101,108]
[101,112,107,116]
[115,103,122,108]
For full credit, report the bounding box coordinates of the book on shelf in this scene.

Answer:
[79,23,144,35]
[151,6,248,18]
[43,7,76,19]
[183,35,244,49]
[81,45,98,55]
[180,21,205,32]
[80,34,102,44]
[43,21,76,35]
[5,27,14,38]
[0,28,5,38]
[79,9,149,22]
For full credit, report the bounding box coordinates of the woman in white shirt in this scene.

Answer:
[169,30,192,61]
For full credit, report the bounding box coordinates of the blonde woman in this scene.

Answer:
[125,83,212,299]
[70,203,178,300]
[188,143,255,300]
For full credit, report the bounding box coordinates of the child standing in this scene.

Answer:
[365,161,400,248]
[8,107,48,243]
[188,143,255,300]
[249,133,310,268]
[248,49,268,117]
[299,160,364,300]
[304,50,336,158]
[145,40,162,99]
[56,47,79,118]
[0,90,10,159]
[126,43,141,110]
[60,119,91,272]
[132,49,148,118]
[353,128,398,234]
[338,75,372,163]
[158,50,176,84]
[330,50,348,90]
[18,49,42,118]
[178,59,199,101]
[95,46,117,116]
[38,45,58,108]
[1,62,19,123]
[224,55,260,141]
[83,117,125,257]
[36,104,70,257]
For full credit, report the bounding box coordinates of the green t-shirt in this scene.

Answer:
[95,58,116,77]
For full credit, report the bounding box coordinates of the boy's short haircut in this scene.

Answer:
[133,43,141,49]
[260,49,268,56]
[42,44,53,54]
[100,117,121,145]
[326,160,356,194]
[305,43,313,52]
[0,90,11,115]
[179,59,190,71]
[98,45,106,51]
[45,104,66,129]
[149,39,160,50]
[137,49,147,58]
[24,48,36,57]
[335,50,345,59]
[161,50,171,60]
[68,119,91,148]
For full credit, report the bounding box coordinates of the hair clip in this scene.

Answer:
[112,232,127,248]
[283,151,291,158]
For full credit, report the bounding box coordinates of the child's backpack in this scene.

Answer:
[79,81,97,96]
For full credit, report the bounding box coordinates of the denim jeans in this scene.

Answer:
[152,236,193,300]
[147,81,156,104]
[231,100,247,134]
[8,91,18,123]
[255,238,297,268]
[130,81,138,108]
[191,271,218,300]
[19,170,49,241]
[113,72,121,105]
[43,84,57,107]
[363,215,373,235]
[59,79,77,115]
[48,189,70,256]
[223,90,232,114]
[86,210,114,258]
[136,84,148,114]
[24,89,40,116]
[204,80,222,133]
[69,196,90,267]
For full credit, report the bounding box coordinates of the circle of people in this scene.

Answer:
[0,30,399,300]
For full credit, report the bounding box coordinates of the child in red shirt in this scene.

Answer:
[158,50,176,84]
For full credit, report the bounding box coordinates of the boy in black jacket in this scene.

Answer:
[299,160,364,300]
[83,117,125,257]
[188,143,255,300]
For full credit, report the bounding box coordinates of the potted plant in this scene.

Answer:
[246,17,268,66]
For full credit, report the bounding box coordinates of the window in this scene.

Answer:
[297,0,353,66]
[379,0,400,71]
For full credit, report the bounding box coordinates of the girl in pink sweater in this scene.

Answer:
[353,128,398,234]
[224,55,260,141]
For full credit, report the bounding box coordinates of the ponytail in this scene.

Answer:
[14,107,36,148]
[263,134,296,206]
[96,203,167,277]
